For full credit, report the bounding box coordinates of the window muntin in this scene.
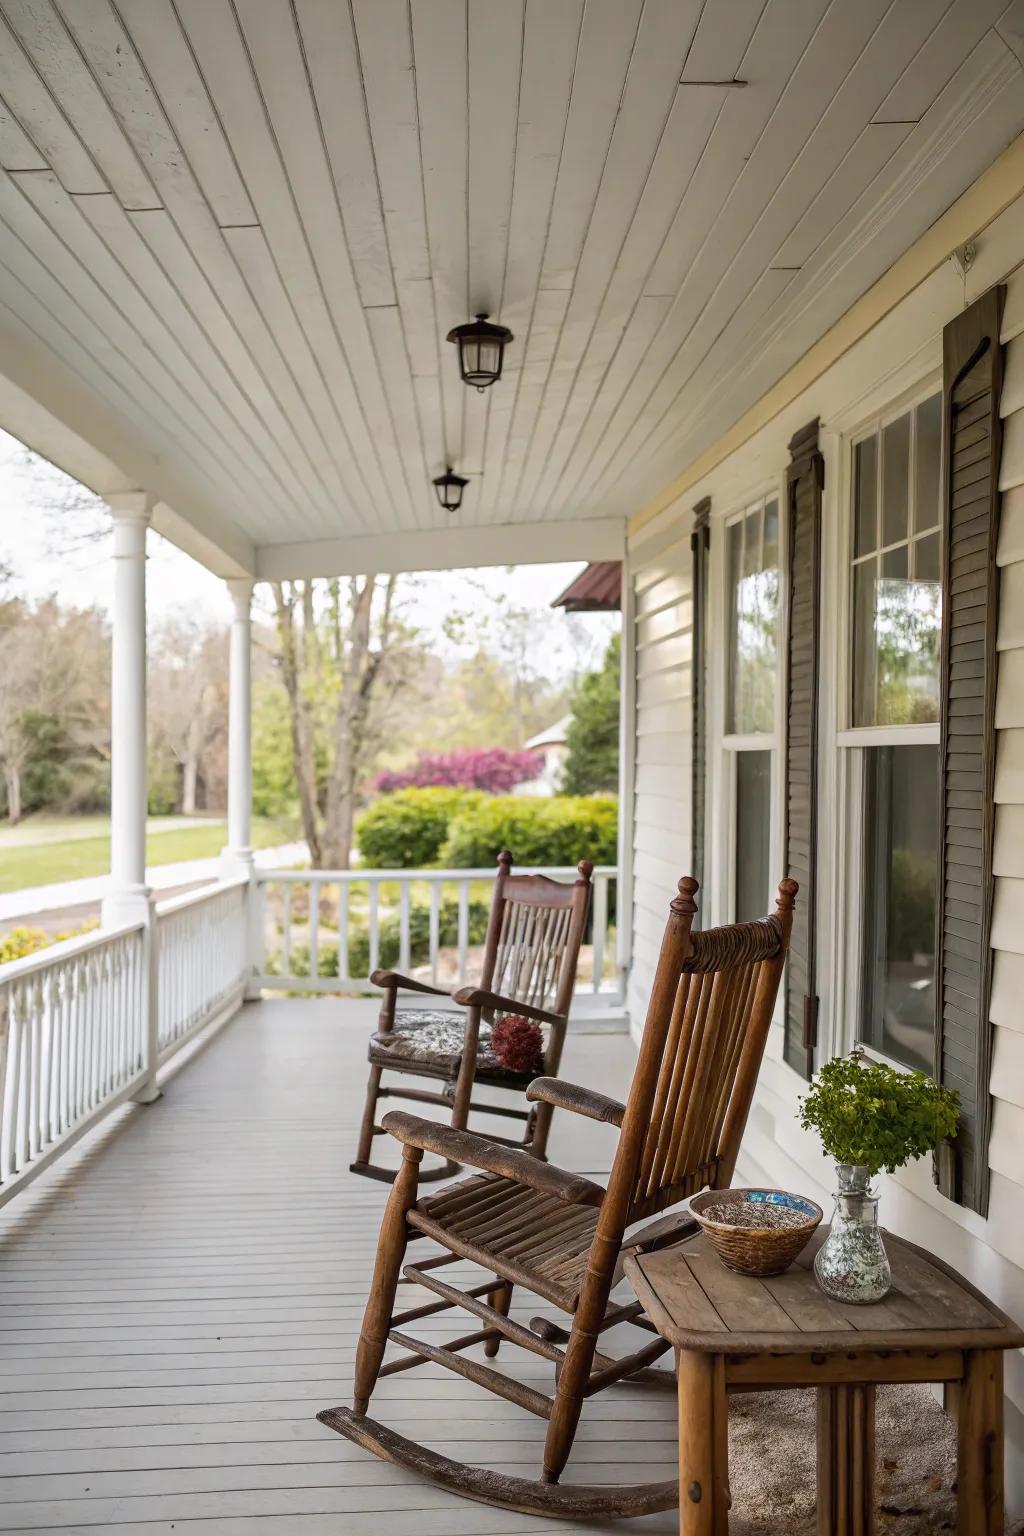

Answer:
[727,498,779,735]
[851,395,942,728]
[859,744,939,1074]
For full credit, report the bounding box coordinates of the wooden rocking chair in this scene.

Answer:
[350,850,593,1183]
[321,874,798,1519]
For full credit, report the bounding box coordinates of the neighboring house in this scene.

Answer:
[517,715,571,796]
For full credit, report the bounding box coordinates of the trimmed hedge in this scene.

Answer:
[441,795,617,869]
[355,787,484,868]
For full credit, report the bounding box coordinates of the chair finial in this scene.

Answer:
[497,848,513,872]
[775,878,799,912]
[576,859,594,884]
[671,875,699,916]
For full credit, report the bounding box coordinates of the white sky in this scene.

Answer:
[0,429,616,684]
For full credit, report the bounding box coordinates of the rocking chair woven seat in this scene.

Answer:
[367,1011,539,1089]
[321,875,800,1520]
[351,850,593,1181]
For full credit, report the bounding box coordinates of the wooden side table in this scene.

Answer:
[625,1228,1024,1536]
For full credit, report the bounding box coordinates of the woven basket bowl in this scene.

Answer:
[690,1187,823,1277]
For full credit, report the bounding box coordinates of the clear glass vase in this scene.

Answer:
[813,1164,891,1305]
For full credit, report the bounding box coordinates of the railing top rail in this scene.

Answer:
[0,919,144,989]
[254,865,617,883]
[155,875,249,919]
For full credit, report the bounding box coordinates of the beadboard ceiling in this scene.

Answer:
[0,0,1023,575]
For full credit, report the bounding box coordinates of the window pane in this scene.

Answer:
[853,437,877,558]
[882,412,910,547]
[852,551,941,726]
[728,506,778,734]
[914,394,941,533]
[860,744,938,1074]
[735,750,771,924]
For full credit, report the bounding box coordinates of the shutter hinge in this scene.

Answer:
[802,995,819,1052]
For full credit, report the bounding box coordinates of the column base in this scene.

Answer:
[132,1081,163,1106]
[101,885,153,930]
[220,847,255,882]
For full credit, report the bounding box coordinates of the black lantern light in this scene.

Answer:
[432,467,470,513]
[446,313,513,390]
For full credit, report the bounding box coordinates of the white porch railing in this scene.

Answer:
[253,865,617,997]
[155,879,248,1059]
[0,879,249,1207]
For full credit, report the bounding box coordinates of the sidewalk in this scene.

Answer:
[0,841,307,923]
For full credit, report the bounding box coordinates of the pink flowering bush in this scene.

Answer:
[374,748,542,795]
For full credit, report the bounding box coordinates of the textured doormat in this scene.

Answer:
[726,1382,1023,1534]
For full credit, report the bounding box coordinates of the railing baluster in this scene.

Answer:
[457,880,469,985]
[309,878,320,983]
[338,881,349,981]
[368,880,379,977]
[281,883,293,983]
[429,881,441,986]
[592,874,607,995]
[398,881,411,974]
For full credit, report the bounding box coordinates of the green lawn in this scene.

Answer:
[0,816,296,895]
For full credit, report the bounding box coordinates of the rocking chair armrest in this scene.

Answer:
[525,1076,625,1127]
[369,970,451,998]
[450,987,563,1026]
[381,1111,605,1208]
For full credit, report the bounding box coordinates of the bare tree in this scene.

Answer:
[149,619,228,814]
[268,575,405,868]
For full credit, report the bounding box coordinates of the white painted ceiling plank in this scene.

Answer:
[13,173,308,524]
[571,0,937,513]
[364,303,436,531]
[512,0,702,518]
[72,193,332,526]
[679,0,765,83]
[876,0,1010,123]
[232,0,419,530]
[175,0,388,532]
[1,0,156,208]
[0,14,103,190]
[476,0,583,522]
[0,172,281,528]
[410,0,470,488]
[353,0,444,517]
[90,0,255,229]
[0,87,46,170]
[773,121,913,269]
[293,0,394,310]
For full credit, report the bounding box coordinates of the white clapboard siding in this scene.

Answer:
[626,503,693,1023]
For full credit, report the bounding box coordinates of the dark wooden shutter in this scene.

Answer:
[783,420,824,1078]
[934,286,1005,1215]
[690,497,711,906]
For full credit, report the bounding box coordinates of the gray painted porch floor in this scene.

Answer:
[0,999,974,1533]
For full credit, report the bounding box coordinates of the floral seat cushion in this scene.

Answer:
[368,1009,540,1085]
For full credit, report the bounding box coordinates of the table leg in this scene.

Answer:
[677,1349,729,1536]
[958,1350,1004,1535]
[817,1382,875,1536]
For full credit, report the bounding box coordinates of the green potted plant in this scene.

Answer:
[799,1051,959,1303]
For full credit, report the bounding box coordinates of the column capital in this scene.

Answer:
[225,577,255,619]
[105,489,154,525]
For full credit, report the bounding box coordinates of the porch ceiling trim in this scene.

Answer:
[629,127,1024,538]
[254,517,626,581]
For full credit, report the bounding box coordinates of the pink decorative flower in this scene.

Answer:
[491,1014,545,1074]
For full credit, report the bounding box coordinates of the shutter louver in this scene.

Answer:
[935,286,1005,1215]
[783,420,824,1079]
[690,497,711,906]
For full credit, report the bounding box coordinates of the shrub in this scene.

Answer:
[440,794,617,869]
[374,748,542,795]
[355,787,484,868]
[0,919,99,966]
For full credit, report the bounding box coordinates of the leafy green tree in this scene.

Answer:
[562,633,620,795]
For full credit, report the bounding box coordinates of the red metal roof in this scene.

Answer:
[551,561,621,611]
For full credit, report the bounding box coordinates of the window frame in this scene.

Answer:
[830,372,944,1070]
[712,486,787,928]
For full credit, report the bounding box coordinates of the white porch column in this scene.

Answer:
[222,578,254,878]
[101,492,153,931]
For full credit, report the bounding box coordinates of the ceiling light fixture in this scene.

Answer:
[432,467,470,513]
[446,313,513,391]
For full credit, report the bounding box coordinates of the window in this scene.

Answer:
[725,497,780,922]
[846,393,942,1073]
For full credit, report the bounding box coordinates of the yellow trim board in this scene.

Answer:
[630,128,1024,537]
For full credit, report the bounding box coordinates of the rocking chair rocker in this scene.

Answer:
[350,849,593,1183]
[321,874,798,1519]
